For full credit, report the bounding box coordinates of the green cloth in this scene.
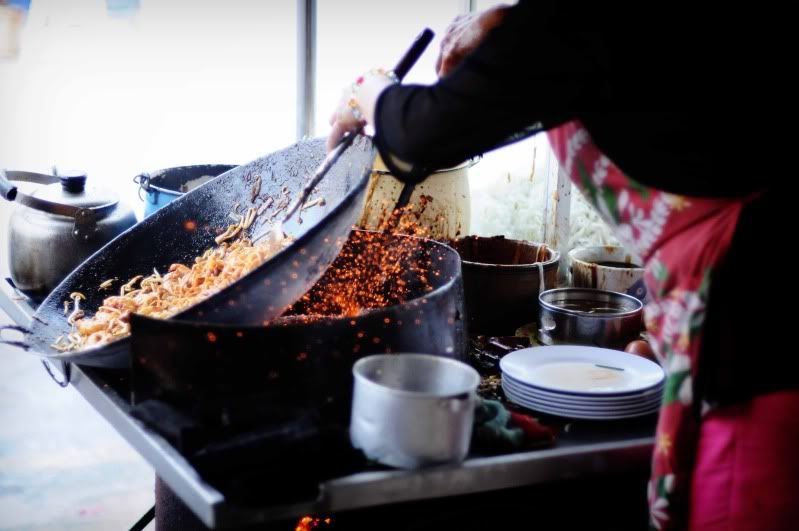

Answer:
[473,398,526,450]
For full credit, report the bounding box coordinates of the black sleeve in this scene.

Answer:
[373,1,609,181]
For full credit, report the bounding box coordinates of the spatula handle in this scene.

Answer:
[393,28,435,81]
[283,29,435,223]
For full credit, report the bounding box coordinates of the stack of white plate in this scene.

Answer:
[500,346,664,420]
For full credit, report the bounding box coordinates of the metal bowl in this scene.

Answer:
[538,288,643,349]
[350,354,480,469]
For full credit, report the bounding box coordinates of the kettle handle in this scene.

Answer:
[0,172,18,201]
[0,169,116,218]
[1,169,59,199]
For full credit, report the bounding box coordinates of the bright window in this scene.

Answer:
[0,0,296,215]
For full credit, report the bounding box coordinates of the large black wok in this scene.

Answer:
[128,230,467,428]
[8,137,376,368]
[1,28,437,369]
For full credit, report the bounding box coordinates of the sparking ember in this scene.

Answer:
[289,205,439,318]
[294,516,332,531]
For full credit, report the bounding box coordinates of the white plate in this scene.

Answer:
[504,387,660,419]
[501,372,663,404]
[499,346,664,395]
[503,382,661,415]
[509,400,660,420]
[502,379,661,412]
[502,378,662,412]
[502,372,662,404]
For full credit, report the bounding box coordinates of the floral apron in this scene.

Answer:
[548,121,751,530]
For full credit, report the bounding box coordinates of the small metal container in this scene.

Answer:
[569,246,648,302]
[538,288,643,349]
[350,354,480,469]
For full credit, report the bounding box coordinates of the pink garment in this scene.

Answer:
[547,120,750,529]
[689,390,799,531]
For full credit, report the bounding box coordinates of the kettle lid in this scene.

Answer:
[32,171,118,212]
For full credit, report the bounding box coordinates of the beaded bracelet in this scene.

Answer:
[347,68,399,121]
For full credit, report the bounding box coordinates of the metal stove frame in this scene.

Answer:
[0,276,654,529]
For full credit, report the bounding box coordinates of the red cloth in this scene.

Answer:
[547,121,754,529]
[689,390,799,531]
[508,410,555,444]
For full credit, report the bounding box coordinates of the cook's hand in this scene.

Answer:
[327,86,366,152]
[435,5,510,78]
[327,70,397,152]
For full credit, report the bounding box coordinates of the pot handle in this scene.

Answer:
[0,170,116,218]
[41,360,71,388]
[133,173,151,202]
[0,324,32,350]
[538,262,547,293]
[0,325,71,387]
[438,392,474,413]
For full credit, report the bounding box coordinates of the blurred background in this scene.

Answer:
[0,2,616,529]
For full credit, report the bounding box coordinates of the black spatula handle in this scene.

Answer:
[283,29,435,223]
[393,28,434,80]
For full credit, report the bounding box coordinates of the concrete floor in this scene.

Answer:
[0,308,155,531]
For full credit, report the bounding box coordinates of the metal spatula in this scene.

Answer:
[261,28,435,246]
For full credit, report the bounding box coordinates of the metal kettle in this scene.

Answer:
[0,170,137,298]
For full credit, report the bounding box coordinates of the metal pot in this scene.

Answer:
[452,235,559,335]
[350,354,480,469]
[357,156,476,240]
[134,164,236,217]
[538,288,643,349]
[0,170,137,298]
[569,246,648,302]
